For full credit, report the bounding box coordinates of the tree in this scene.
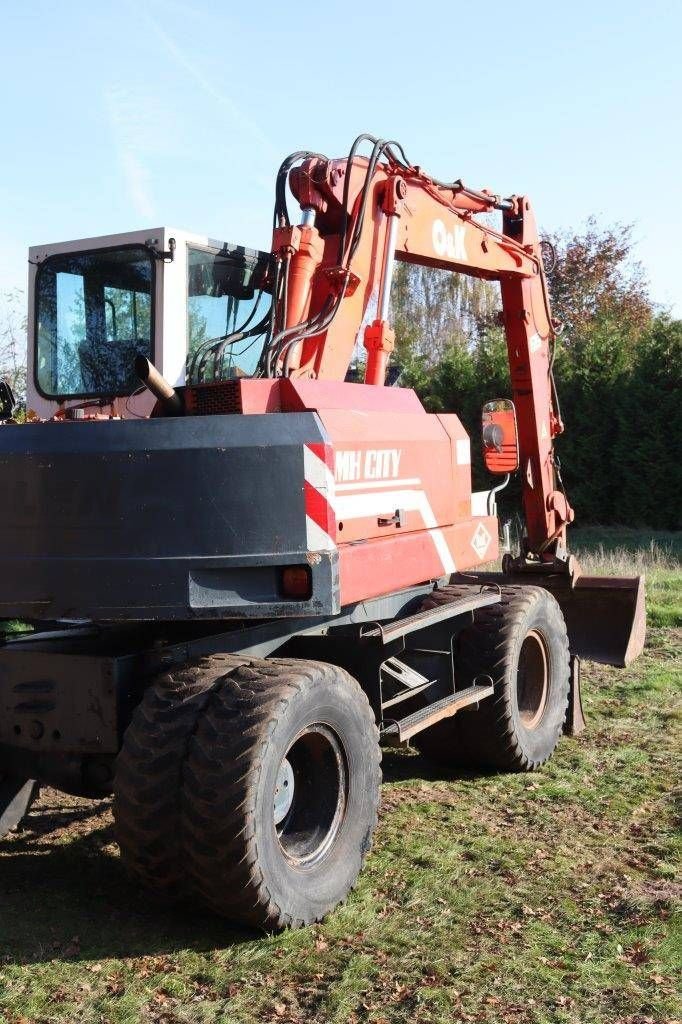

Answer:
[391,219,679,530]
[391,262,500,367]
[547,221,656,524]
[613,316,682,529]
[0,289,27,409]
[545,219,652,364]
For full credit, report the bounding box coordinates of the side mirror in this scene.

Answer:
[482,399,519,474]
[0,379,15,421]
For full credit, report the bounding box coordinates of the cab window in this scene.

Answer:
[35,246,153,398]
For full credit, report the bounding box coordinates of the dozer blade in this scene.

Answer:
[543,574,646,668]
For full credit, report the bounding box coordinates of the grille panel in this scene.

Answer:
[184,381,243,416]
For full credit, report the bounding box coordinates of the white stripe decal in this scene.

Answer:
[335,488,456,574]
[303,444,336,553]
[306,515,336,551]
[456,439,471,465]
[431,533,456,575]
[335,477,421,492]
[471,490,491,517]
[303,445,335,495]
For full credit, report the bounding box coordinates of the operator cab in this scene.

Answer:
[27,228,272,419]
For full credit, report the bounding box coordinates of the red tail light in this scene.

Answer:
[280,565,312,599]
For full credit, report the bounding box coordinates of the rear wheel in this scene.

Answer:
[114,656,381,929]
[414,585,570,771]
[113,657,232,897]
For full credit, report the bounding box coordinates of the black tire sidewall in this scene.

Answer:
[506,594,569,764]
[253,672,378,921]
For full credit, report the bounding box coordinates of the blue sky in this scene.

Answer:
[1,0,680,314]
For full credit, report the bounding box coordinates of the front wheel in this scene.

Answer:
[414,585,570,772]
[114,656,381,930]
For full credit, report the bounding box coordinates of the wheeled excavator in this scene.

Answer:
[0,135,645,929]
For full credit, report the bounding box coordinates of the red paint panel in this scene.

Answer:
[237,379,281,413]
[317,408,466,545]
[340,531,446,605]
[436,413,476,524]
[281,379,425,414]
[231,380,424,416]
[338,516,499,605]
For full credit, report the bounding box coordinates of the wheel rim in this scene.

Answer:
[517,630,549,730]
[274,724,347,866]
[273,757,295,825]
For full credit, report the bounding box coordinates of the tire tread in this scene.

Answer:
[416,584,569,771]
[114,655,381,929]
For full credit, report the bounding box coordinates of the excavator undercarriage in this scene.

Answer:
[0,134,645,929]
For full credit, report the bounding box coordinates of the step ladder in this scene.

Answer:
[382,682,495,745]
[380,656,435,710]
[368,586,501,745]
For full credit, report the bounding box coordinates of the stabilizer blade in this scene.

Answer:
[0,777,37,838]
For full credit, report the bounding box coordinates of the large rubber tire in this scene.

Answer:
[113,656,234,896]
[113,655,381,930]
[414,585,570,772]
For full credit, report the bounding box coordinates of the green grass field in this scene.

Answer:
[0,529,680,1024]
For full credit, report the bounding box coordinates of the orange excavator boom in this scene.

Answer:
[268,139,569,558]
[264,136,644,665]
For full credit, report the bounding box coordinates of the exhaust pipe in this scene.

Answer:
[135,356,184,416]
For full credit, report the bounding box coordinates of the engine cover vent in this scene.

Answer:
[184,381,243,416]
